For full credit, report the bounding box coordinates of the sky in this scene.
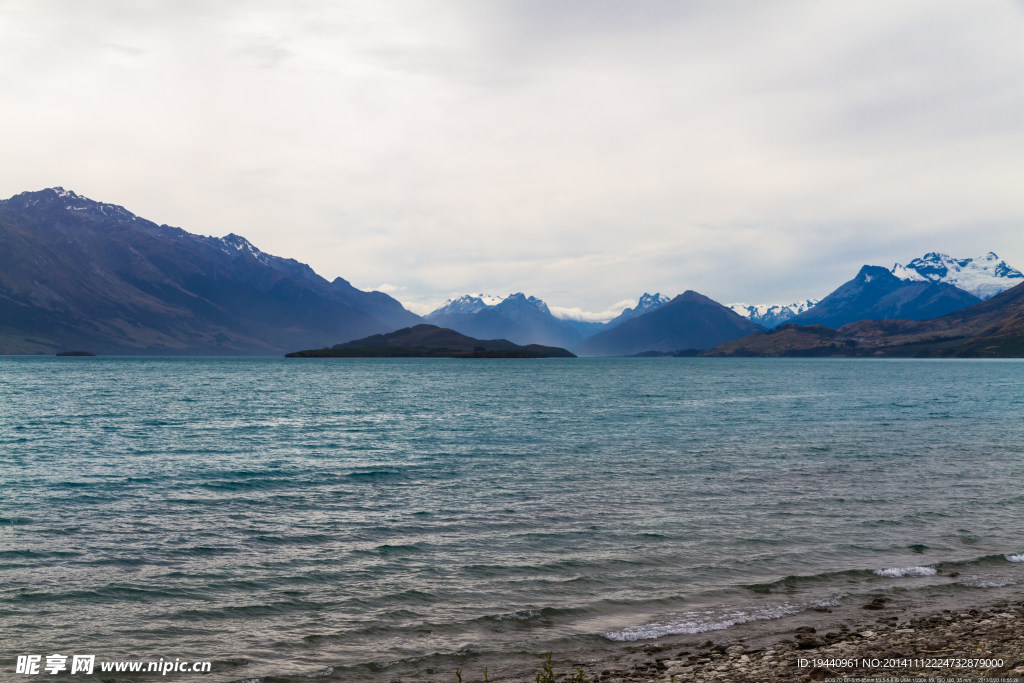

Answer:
[2,0,1022,319]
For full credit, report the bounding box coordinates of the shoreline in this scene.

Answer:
[474,594,1024,682]
[359,589,1024,683]
[301,565,1024,682]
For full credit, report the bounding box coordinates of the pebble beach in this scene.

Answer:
[522,597,1024,682]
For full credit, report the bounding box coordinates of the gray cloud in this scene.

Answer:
[1,0,1021,315]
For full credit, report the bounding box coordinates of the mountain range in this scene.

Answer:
[2,187,1021,357]
[422,291,673,349]
[707,280,1024,358]
[725,252,1020,329]
[425,252,1021,355]
[727,299,819,328]
[424,293,594,349]
[778,252,1021,330]
[0,188,419,354]
[891,251,1022,299]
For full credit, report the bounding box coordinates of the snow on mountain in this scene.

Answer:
[39,186,139,222]
[633,292,672,315]
[891,252,1023,300]
[603,292,673,328]
[430,295,492,316]
[727,299,819,328]
[214,233,273,265]
[429,293,549,317]
[497,292,550,314]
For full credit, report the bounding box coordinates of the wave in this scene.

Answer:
[604,602,802,641]
[492,608,544,621]
[602,588,851,642]
[227,665,333,683]
[251,533,335,547]
[350,543,428,558]
[0,516,33,525]
[747,550,1024,594]
[300,666,334,678]
[6,583,207,605]
[956,576,1018,588]
[744,568,866,593]
[197,480,279,491]
[345,469,406,480]
[0,549,83,560]
[873,566,937,577]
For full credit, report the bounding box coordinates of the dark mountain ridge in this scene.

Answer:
[791,265,981,328]
[573,290,764,356]
[0,187,420,354]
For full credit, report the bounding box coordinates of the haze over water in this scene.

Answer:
[2,357,1023,681]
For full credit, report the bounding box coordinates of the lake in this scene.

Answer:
[1,357,1022,680]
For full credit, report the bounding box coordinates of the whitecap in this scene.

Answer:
[494,609,542,621]
[1004,553,1024,563]
[812,592,848,607]
[957,576,1018,588]
[873,566,936,577]
[603,603,801,642]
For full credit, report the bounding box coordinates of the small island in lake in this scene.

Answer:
[285,324,576,358]
[55,351,97,356]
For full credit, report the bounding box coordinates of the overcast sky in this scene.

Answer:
[2,1,1022,318]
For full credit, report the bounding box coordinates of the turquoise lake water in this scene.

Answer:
[1,357,1023,681]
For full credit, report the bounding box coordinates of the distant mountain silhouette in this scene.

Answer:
[791,265,980,329]
[425,293,591,348]
[573,290,764,356]
[0,187,421,354]
[708,281,1024,357]
[286,324,575,357]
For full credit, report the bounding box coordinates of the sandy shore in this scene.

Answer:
[536,598,1024,682]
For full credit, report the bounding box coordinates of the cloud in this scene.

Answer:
[550,299,639,323]
[2,0,1022,309]
[234,35,294,69]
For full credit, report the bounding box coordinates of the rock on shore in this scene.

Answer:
[551,600,1024,682]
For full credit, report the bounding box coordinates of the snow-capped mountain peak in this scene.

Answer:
[727,299,819,328]
[15,187,141,222]
[476,293,504,306]
[220,233,257,251]
[497,292,550,314]
[431,295,490,316]
[634,292,672,314]
[213,233,272,265]
[602,292,673,328]
[427,292,548,317]
[890,252,1022,299]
